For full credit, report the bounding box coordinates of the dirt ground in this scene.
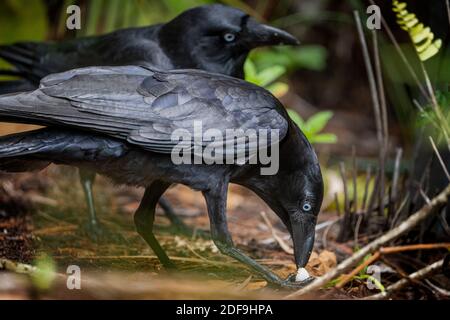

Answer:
[0,162,345,299]
[1,122,448,300]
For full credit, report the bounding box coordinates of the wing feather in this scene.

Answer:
[0,66,288,162]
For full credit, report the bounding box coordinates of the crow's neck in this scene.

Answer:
[158,27,246,78]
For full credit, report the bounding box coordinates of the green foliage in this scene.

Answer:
[31,253,57,291]
[0,0,48,44]
[81,0,213,36]
[288,109,337,144]
[163,0,214,14]
[0,0,48,73]
[416,90,450,136]
[353,274,385,292]
[245,54,336,145]
[250,46,328,72]
[393,0,442,62]
[244,59,288,96]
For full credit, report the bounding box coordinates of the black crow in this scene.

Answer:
[0,66,323,286]
[0,4,299,237]
[0,4,298,85]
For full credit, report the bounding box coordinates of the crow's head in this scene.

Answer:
[159,4,299,79]
[241,121,323,270]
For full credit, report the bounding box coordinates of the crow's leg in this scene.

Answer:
[158,196,209,238]
[79,169,124,242]
[135,181,175,269]
[202,181,298,288]
[79,169,98,230]
[78,168,114,241]
[158,196,186,230]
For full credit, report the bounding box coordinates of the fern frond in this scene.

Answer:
[392,0,442,61]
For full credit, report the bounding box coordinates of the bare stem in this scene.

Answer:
[365,259,444,299]
[368,0,429,100]
[285,184,450,299]
[429,136,450,182]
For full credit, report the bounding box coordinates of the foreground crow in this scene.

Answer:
[0,66,323,286]
[0,4,299,237]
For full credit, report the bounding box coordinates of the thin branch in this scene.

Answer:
[367,0,429,100]
[372,29,389,151]
[336,243,449,289]
[420,63,450,139]
[285,184,450,299]
[259,211,293,255]
[334,192,341,216]
[379,243,450,254]
[354,213,363,249]
[336,252,380,289]
[361,165,372,212]
[367,170,380,215]
[354,11,386,217]
[429,136,450,182]
[339,162,350,215]
[425,279,450,297]
[391,148,403,201]
[0,258,36,274]
[446,0,450,28]
[351,146,358,212]
[365,259,444,299]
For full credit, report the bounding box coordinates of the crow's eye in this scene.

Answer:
[223,33,236,42]
[302,203,312,212]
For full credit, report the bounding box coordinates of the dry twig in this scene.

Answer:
[365,259,444,300]
[259,211,293,255]
[285,184,450,299]
[336,243,450,288]
[0,258,36,274]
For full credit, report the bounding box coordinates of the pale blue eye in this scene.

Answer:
[302,203,312,212]
[224,33,236,42]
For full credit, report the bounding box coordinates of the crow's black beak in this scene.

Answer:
[245,18,300,48]
[290,214,316,268]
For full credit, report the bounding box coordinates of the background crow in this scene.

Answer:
[0,66,323,287]
[0,4,299,238]
[0,4,298,86]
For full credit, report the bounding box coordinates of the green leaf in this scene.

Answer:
[310,133,337,144]
[355,274,385,292]
[257,65,286,87]
[244,59,258,84]
[31,253,57,291]
[250,46,327,72]
[267,82,289,97]
[0,0,48,44]
[287,109,305,128]
[292,45,328,71]
[304,111,333,134]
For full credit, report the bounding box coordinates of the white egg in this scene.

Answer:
[295,267,310,282]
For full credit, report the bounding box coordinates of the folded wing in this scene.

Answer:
[0,66,288,161]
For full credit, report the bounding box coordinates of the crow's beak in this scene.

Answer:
[245,18,300,48]
[290,214,317,268]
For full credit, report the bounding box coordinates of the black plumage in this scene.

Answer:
[0,4,298,87]
[0,66,323,286]
[0,4,299,237]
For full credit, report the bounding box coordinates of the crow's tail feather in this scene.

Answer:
[0,43,36,73]
[0,158,51,173]
[0,43,46,83]
[0,128,129,173]
[0,129,56,172]
[0,80,36,94]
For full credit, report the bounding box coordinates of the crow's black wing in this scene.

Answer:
[0,26,170,84]
[0,66,288,160]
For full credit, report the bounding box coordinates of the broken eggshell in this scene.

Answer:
[295,267,310,282]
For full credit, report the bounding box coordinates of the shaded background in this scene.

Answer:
[0,0,449,299]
